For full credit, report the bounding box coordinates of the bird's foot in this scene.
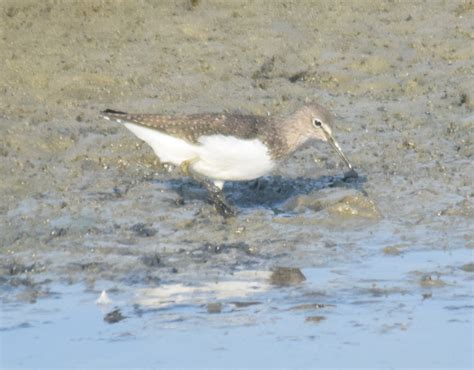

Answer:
[211,194,236,219]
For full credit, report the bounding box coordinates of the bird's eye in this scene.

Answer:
[313,119,322,127]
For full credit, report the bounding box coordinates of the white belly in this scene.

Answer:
[124,123,275,181]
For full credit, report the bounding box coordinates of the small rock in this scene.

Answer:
[141,254,161,267]
[207,302,222,314]
[403,140,416,149]
[252,56,275,80]
[305,316,326,324]
[203,242,252,255]
[460,263,474,272]
[290,303,334,311]
[270,267,306,286]
[50,227,67,238]
[327,195,382,220]
[420,275,446,288]
[104,308,125,324]
[383,246,402,255]
[458,92,468,106]
[130,223,157,237]
[190,0,200,8]
[230,301,261,308]
[422,293,432,300]
[288,70,309,83]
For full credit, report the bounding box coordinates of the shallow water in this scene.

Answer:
[2,246,472,368]
[1,0,473,368]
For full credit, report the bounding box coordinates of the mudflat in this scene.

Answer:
[1,1,472,368]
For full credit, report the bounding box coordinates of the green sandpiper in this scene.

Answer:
[101,103,356,217]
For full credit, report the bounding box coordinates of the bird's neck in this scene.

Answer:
[276,113,309,157]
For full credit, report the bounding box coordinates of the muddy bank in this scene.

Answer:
[1,0,472,286]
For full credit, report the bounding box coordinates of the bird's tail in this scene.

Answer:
[100,109,128,123]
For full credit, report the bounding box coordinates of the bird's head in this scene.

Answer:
[290,103,355,172]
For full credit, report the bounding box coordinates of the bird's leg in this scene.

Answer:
[180,158,198,176]
[249,178,264,191]
[180,159,235,218]
[203,181,236,219]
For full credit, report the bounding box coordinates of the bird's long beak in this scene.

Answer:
[321,128,354,170]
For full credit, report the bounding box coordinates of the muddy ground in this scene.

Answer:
[0,0,473,367]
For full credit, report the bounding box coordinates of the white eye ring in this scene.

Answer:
[313,119,322,127]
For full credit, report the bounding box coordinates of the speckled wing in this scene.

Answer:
[100,109,266,143]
